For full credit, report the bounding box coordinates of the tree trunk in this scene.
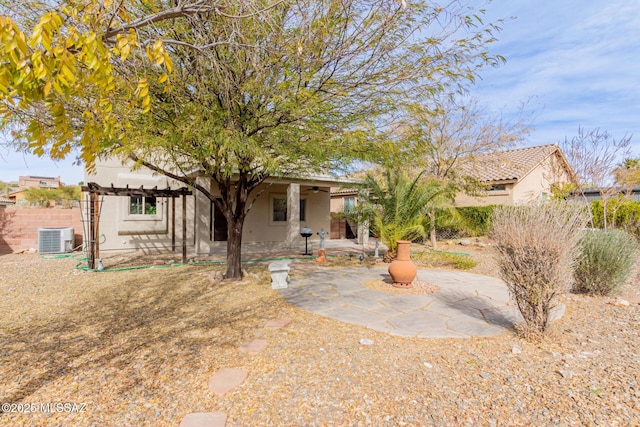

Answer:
[220,175,250,280]
[430,227,437,249]
[225,216,244,279]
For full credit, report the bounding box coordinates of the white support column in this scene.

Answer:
[194,177,212,255]
[285,183,300,248]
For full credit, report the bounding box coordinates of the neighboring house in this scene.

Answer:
[8,175,65,206]
[18,175,63,189]
[0,196,15,207]
[85,157,363,255]
[455,144,576,207]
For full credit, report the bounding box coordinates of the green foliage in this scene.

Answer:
[356,169,454,255]
[490,202,589,337]
[432,205,496,238]
[589,198,640,238]
[457,205,496,236]
[613,157,640,187]
[413,250,477,270]
[22,185,80,207]
[573,229,638,295]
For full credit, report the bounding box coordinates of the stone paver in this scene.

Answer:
[208,368,248,396]
[388,309,450,334]
[238,339,268,355]
[179,412,227,427]
[280,266,565,338]
[264,317,293,328]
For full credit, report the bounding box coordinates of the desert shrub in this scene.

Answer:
[573,229,638,295]
[490,202,588,336]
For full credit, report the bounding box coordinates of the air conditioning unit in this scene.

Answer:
[38,227,74,254]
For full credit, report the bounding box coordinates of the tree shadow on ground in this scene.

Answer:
[0,263,284,406]
[433,289,518,330]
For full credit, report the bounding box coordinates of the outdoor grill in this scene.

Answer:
[300,227,313,255]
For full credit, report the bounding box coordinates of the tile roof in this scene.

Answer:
[462,144,561,182]
[330,187,359,196]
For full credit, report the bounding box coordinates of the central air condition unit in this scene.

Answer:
[38,227,74,254]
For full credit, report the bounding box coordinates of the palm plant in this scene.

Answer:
[357,168,455,257]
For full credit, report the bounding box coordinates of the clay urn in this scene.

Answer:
[388,240,417,288]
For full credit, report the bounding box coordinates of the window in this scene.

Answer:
[273,197,287,222]
[130,196,157,215]
[272,197,306,222]
[300,199,306,221]
[344,197,355,212]
[40,181,47,187]
[489,184,506,191]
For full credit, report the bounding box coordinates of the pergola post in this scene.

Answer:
[172,197,176,253]
[182,193,187,263]
[88,191,95,270]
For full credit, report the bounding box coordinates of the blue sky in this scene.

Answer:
[468,0,640,150]
[1,0,638,184]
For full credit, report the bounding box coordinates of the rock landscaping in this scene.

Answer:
[0,248,638,426]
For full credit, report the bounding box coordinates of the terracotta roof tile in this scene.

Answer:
[462,144,559,182]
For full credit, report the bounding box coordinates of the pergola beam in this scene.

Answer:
[81,182,193,269]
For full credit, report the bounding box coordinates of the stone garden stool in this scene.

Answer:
[268,261,291,289]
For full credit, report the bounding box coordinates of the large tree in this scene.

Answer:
[390,96,529,247]
[0,0,506,279]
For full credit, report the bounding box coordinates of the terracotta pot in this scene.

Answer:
[388,240,416,288]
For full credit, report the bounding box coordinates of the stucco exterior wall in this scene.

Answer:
[512,153,571,204]
[85,158,195,253]
[454,184,514,207]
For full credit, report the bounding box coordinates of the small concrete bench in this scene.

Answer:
[268,261,291,289]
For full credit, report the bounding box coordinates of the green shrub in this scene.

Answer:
[573,229,639,295]
[457,205,496,236]
[490,202,588,337]
[589,198,640,239]
[436,205,496,238]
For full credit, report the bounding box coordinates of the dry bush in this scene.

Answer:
[490,202,589,336]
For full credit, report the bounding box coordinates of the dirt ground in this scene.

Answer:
[0,241,639,426]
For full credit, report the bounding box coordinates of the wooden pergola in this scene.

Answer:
[81,182,193,270]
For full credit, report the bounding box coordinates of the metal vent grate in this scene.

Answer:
[38,228,74,254]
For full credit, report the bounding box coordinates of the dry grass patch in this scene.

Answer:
[0,254,291,426]
[1,251,639,426]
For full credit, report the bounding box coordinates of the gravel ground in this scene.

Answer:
[0,244,639,426]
